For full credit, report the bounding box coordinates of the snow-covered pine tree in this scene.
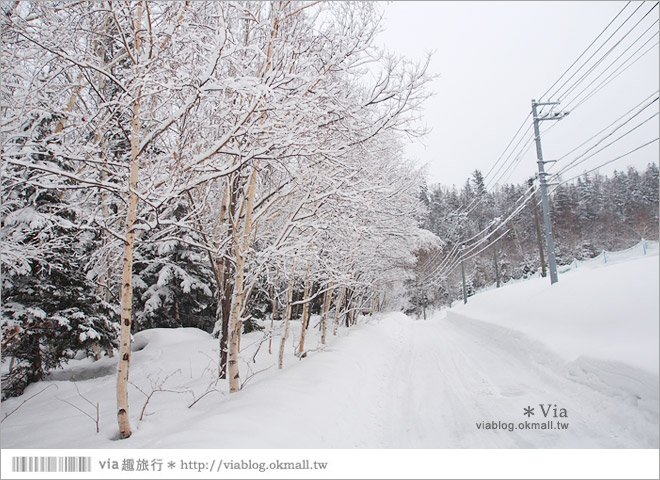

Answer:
[1,117,118,400]
[132,198,217,332]
[421,162,658,310]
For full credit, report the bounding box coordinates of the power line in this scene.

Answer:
[440,110,534,222]
[431,227,512,285]
[419,112,538,278]
[548,2,647,101]
[556,4,658,102]
[539,1,632,102]
[550,91,658,167]
[538,33,659,140]
[443,119,536,230]
[483,113,532,187]
[427,182,540,282]
[490,132,536,187]
[451,228,512,272]
[550,137,659,186]
[552,110,659,179]
[566,36,659,112]
[441,173,542,274]
[485,127,534,189]
[549,92,658,171]
[420,243,460,280]
[426,203,516,280]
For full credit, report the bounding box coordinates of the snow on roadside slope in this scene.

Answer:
[0,314,415,449]
[447,253,659,375]
[1,251,658,449]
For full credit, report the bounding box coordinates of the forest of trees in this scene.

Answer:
[407,163,659,316]
[0,1,436,438]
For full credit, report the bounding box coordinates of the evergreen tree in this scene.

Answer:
[421,164,658,309]
[1,118,118,400]
[132,199,217,333]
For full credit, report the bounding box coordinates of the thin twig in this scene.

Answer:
[1,384,57,424]
[240,365,273,390]
[250,333,270,363]
[187,379,224,409]
[129,370,186,421]
[56,396,99,432]
[53,379,100,432]
[71,380,100,432]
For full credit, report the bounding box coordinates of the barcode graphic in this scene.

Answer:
[11,456,92,473]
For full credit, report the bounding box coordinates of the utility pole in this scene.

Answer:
[446,277,452,307]
[460,243,468,304]
[528,177,547,278]
[531,100,568,285]
[488,224,501,288]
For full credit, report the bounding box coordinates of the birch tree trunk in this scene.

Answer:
[268,269,279,354]
[218,175,236,379]
[116,4,143,440]
[227,165,259,393]
[298,263,312,356]
[353,291,366,325]
[116,95,141,439]
[278,267,296,369]
[332,286,346,336]
[321,283,334,345]
[343,290,353,327]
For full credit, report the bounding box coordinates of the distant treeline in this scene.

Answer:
[411,163,658,310]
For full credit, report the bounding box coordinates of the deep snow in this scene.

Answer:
[1,249,658,449]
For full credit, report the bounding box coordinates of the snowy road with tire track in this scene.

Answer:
[2,256,658,449]
[365,312,658,448]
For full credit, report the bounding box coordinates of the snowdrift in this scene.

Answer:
[449,252,659,375]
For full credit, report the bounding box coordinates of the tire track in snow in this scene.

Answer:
[368,312,658,448]
[438,312,656,447]
[374,315,414,447]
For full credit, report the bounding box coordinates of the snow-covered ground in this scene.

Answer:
[1,250,658,449]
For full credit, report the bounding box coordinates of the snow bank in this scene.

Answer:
[1,314,405,449]
[447,253,659,375]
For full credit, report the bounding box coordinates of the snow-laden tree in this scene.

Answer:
[2,1,436,438]
[1,4,119,399]
[132,197,217,332]
[2,0,240,438]
[176,1,433,392]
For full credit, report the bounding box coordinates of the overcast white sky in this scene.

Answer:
[377,1,660,188]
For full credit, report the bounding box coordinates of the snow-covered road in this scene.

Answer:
[364,312,658,448]
[2,255,658,449]
[143,309,658,449]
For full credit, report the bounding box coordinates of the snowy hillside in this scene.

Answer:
[1,251,658,449]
